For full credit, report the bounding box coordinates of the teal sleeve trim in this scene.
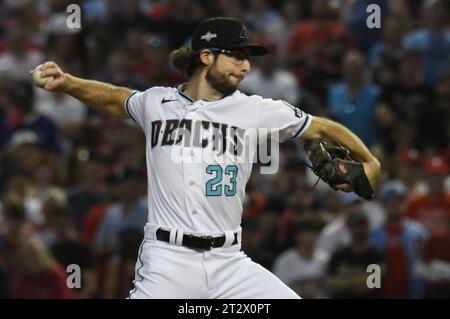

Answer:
[124,90,139,123]
[292,114,311,139]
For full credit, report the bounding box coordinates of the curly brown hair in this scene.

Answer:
[169,47,208,77]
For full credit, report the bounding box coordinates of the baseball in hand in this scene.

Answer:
[31,65,54,88]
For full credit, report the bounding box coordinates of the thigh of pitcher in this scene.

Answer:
[128,240,208,299]
[213,252,301,299]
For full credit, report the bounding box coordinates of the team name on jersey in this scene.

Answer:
[151,119,247,156]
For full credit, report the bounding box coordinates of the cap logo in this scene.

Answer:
[200,31,217,42]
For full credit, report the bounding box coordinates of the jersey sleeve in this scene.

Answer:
[257,97,312,142]
[123,90,148,131]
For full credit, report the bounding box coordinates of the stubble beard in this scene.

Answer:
[205,63,240,97]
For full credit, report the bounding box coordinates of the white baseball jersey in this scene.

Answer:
[124,84,312,235]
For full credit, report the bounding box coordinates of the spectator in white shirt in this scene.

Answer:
[273,219,326,298]
[239,40,300,105]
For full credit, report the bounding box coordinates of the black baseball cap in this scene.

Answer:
[191,17,268,56]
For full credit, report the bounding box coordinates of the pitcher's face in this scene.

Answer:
[204,48,252,96]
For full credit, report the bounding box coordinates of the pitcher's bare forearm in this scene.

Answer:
[36,61,133,118]
[302,116,375,162]
[63,74,132,118]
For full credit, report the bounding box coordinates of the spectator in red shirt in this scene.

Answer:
[0,201,30,299]
[419,218,450,298]
[405,156,450,236]
[81,170,125,244]
[395,148,427,195]
[286,0,352,84]
[48,204,98,299]
[12,238,75,299]
[370,181,428,298]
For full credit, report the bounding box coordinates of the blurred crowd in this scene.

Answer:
[0,0,449,299]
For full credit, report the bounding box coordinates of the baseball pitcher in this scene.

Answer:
[32,17,380,299]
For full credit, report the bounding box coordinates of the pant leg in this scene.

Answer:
[209,248,301,299]
[128,240,208,299]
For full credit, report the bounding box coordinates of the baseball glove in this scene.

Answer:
[304,140,374,200]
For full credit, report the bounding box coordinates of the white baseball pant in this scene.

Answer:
[128,224,301,299]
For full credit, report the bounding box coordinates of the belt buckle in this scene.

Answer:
[200,235,215,250]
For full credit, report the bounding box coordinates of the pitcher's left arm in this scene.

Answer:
[300,116,381,191]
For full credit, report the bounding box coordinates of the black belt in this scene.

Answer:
[156,228,238,251]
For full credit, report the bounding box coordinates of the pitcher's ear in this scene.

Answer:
[199,49,215,66]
